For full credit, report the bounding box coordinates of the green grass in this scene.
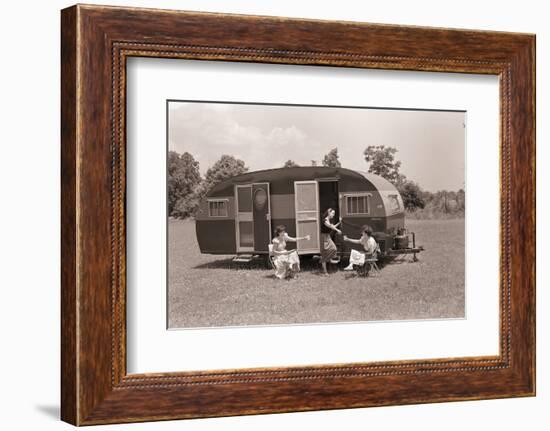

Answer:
[168,218,465,328]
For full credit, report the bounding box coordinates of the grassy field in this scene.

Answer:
[168,218,465,328]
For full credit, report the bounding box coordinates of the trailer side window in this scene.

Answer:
[208,199,228,217]
[346,194,370,215]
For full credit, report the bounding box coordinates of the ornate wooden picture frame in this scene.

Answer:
[61,4,535,425]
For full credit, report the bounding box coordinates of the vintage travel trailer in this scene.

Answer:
[195,166,421,260]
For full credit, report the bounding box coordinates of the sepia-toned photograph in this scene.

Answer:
[167,101,466,329]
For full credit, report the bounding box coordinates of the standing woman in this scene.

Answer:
[320,208,342,276]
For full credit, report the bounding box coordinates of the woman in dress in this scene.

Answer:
[320,208,342,276]
[271,225,310,279]
[343,225,378,271]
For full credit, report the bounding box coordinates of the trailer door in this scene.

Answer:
[252,183,271,252]
[235,184,254,252]
[294,181,320,254]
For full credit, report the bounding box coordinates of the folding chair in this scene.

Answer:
[356,246,381,277]
[363,256,380,275]
[267,244,277,270]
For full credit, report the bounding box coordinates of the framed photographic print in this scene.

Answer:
[61,4,535,425]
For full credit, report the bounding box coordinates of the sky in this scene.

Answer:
[168,101,465,192]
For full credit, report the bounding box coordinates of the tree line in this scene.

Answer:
[363,145,465,218]
[168,146,464,219]
[168,152,247,218]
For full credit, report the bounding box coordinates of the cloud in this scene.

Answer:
[168,102,466,191]
[169,104,320,173]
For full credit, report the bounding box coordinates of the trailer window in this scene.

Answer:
[346,195,370,215]
[208,200,228,217]
[387,194,401,213]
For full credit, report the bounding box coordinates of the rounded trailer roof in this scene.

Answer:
[207,166,400,197]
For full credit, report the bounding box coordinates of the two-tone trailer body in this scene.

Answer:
[195,166,422,260]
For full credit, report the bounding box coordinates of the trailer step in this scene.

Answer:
[233,254,255,263]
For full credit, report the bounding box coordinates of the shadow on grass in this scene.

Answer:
[192,255,400,275]
[193,256,329,274]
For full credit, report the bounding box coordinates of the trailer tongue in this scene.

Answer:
[384,231,424,262]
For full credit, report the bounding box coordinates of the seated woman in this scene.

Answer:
[271,225,310,279]
[343,225,378,271]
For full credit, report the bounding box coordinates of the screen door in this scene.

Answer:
[235,185,254,252]
[294,181,320,254]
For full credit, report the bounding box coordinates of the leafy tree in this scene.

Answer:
[363,145,403,185]
[421,190,435,204]
[310,160,318,166]
[322,148,342,168]
[397,180,426,212]
[172,193,202,219]
[203,155,248,193]
[415,190,464,216]
[167,151,201,217]
[436,190,460,213]
[456,189,466,211]
[283,159,300,168]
